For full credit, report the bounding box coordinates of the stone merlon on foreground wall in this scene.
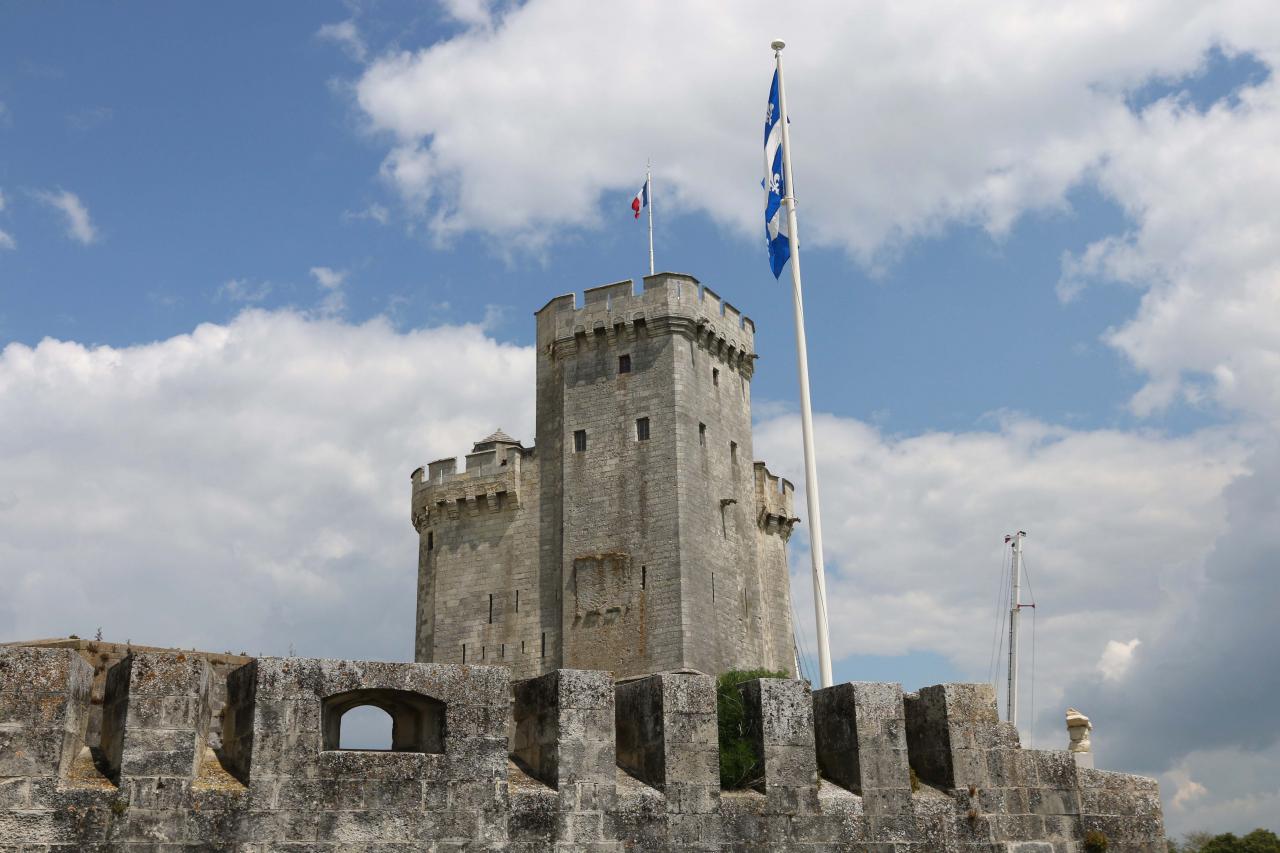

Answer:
[0,645,1164,850]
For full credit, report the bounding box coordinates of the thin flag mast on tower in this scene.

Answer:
[631,163,655,276]
[646,160,654,276]
[766,39,834,689]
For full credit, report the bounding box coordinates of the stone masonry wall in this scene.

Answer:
[2,645,1166,850]
[412,445,544,676]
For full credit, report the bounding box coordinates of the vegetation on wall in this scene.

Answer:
[716,668,788,790]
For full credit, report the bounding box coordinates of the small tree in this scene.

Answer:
[716,668,788,790]
[1200,829,1280,853]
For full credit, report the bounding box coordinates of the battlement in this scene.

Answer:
[754,462,798,538]
[537,272,757,374]
[411,436,529,530]
[1,645,1165,850]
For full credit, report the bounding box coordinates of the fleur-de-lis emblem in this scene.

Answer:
[769,172,782,195]
[765,102,775,125]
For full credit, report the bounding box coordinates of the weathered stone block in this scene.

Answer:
[0,648,93,780]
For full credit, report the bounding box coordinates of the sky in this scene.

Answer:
[1,0,1278,836]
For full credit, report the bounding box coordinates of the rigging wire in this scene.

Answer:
[791,596,817,684]
[986,543,1012,692]
[1021,552,1039,747]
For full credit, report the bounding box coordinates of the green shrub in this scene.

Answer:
[716,668,788,790]
[1084,830,1109,852]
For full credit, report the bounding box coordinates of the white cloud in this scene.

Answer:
[0,310,534,660]
[317,19,367,62]
[754,412,1244,708]
[65,106,113,131]
[32,188,98,245]
[441,0,499,27]
[1065,438,1280,778]
[347,3,1280,423]
[1096,638,1141,682]
[1062,74,1280,421]
[0,188,13,250]
[216,277,272,304]
[1160,744,1280,835]
[310,266,348,290]
[1167,766,1209,810]
[310,266,349,316]
[343,203,390,225]
[351,2,1280,258]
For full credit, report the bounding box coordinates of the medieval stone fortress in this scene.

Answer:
[412,273,796,681]
[0,274,1165,850]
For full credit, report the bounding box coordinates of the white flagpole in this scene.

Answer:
[647,159,655,276]
[773,39,833,689]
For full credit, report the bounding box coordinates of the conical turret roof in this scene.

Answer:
[472,428,522,451]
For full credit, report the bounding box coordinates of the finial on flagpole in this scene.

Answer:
[771,39,786,51]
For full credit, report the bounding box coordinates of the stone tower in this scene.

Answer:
[412,273,798,680]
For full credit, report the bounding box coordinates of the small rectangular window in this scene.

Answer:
[515,590,520,612]
[641,565,647,589]
[427,531,434,550]
[489,594,494,624]
[636,417,650,441]
[501,643,505,659]
[730,441,738,462]
[574,429,587,452]
[521,640,526,654]
[618,354,631,374]
[541,632,546,658]
[712,572,716,603]
[712,367,720,385]
[699,422,707,447]
[462,644,466,664]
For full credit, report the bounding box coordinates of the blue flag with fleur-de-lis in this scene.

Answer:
[763,69,789,278]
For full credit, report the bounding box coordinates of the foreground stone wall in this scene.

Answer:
[0,646,1165,851]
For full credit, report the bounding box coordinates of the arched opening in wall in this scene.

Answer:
[338,705,393,750]
[321,688,446,753]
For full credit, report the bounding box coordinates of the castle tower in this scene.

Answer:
[412,273,798,680]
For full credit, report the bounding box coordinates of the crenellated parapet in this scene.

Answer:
[1,645,1166,850]
[754,461,798,538]
[537,273,758,377]
[411,431,528,530]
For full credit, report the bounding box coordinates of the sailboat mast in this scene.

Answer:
[1006,530,1026,726]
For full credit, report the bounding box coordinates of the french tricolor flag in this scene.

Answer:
[631,179,649,219]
